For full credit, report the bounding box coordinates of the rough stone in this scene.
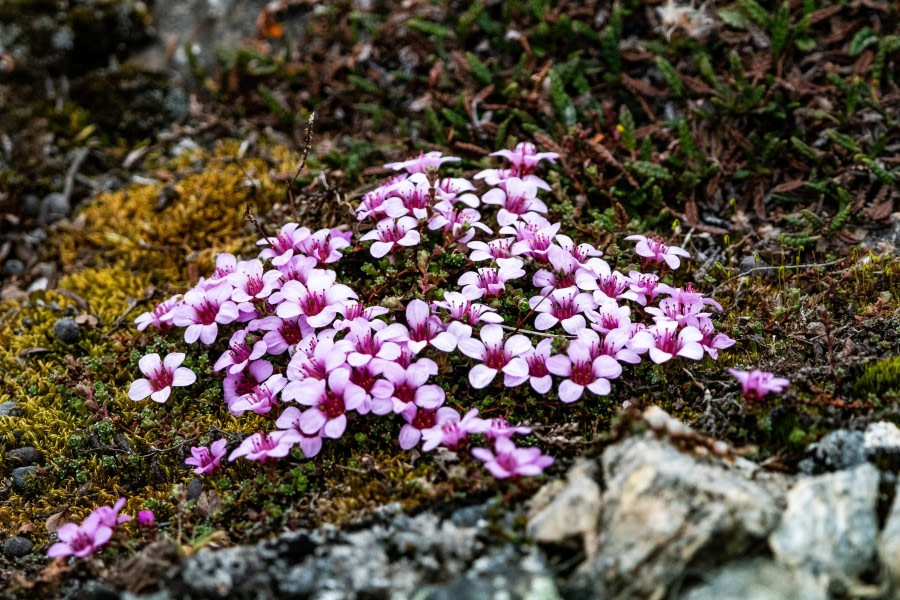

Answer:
[566,434,784,600]
[53,317,81,344]
[3,536,34,559]
[0,401,23,417]
[11,465,39,493]
[146,504,494,599]
[682,559,827,600]
[877,478,900,593]
[769,463,879,584]
[39,192,70,225]
[864,421,900,468]
[6,446,43,467]
[3,259,25,276]
[797,429,866,474]
[185,478,203,501]
[527,460,601,551]
[414,548,561,600]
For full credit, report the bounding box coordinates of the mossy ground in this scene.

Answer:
[1,0,898,595]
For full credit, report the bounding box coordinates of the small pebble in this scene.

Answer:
[11,465,39,493]
[39,192,70,226]
[6,446,42,467]
[186,477,203,501]
[0,401,22,417]
[3,259,24,276]
[53,317,81,344]
[3,536,33,559]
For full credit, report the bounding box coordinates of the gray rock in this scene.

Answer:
[568,434,784,600]
[681,558,827,600]
[527,460,601,550]
[11,465,39,493]
[864,421,900,468]
[3,258,25,276]
[877,478,900,593]
[39,192,70,225]
[151,504,494,599]
[797,429,866,474]
[738,255,773,275]
[0,401,23,417]
[3,536,34,559]
[414,548,561,600]
[769,463,879,584]
[6,446,42,466]
[22,194,41,218]
[53,317,81,344]
[186,478,203,501]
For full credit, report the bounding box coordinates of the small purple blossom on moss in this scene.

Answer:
[471,437,554,479]
[128,353,196,403]
[228,431,295,463]
[625,234,691,270]
[47,512,113,559]
[137,510,156,528]
[93,498,131,529]
[185,439,228,476]
[728,368,790,400]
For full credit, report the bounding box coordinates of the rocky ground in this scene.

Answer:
[1,0,898,598]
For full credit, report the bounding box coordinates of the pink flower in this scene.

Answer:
[630,321,705,364]
[345,319,406,368]
[283,333,352,399]
[433,291,503,327]
[547,336,622,402]
[458,258,525,300]
[257,223,311,266]
[427,202,491,245]
[93,498,131,529]
[359,216,421,258]
[296,368,365,439]
[207,253,237,284]
[403,299,460,353]
[297,228,350,264]
[468,238,515,262]
[421,408,488,451]
[504,215,560,262]
[398,404,459,450]
[128,353,196,403]
[645,296,707,327]
[503,338,553,393]
[256,315,314,355]
[137,510,156,528]
[274,269,357,328]
[276,254,318,285]
[228,259,282,308]
[275,406,323,458]
[435,177,480,207]
[529,287,596,334]
[185,439,228,476]
[482,177,547,226]
[585,299,632,335]
[555,234,602,265]
[471,437,554,479]
[47,512,113,559]
[356,186,390,222]
[575,258,631,302]
[625,271,663,306]
[370,358,444,415]
[696,316,735,359]
[533,245,580,294]
[214,329,268,374]
[383,173,433,220]
[228,431,296,463]
[484,418,532,441]
[229,373,286,416]
[489,141,559,175]
[224,360,273,405]
[384,151,460,174]
[728,368,790,400]
[172,282,240,344]
[624,234,691,270]
[458,324,530,389]
[134,294,180,331]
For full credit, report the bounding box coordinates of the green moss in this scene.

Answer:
[855,356,900,399]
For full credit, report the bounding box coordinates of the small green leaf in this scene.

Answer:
[465,52,493,86]
[618,105,636,152]
[849,27,878,57]
[655,56,684,97]
[826,129,858,152]
[629,160,672,181]
[718,7,749,29]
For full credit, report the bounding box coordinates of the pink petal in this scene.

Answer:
[128,379,153,401]
[469,364,498,389]
[172,367,196,387]
[558,380,584,403]
[323,415,347,439]
[299,409,327,434]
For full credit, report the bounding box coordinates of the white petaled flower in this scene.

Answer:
[128,353,196,403]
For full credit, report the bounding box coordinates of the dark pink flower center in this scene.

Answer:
[494,450,519,473]
[654,331,681,355]
[230,342,251,364]
[246,276,264,296]
[505,194,528,214]
[394,381,415,405]
[550,295,578,320]
[477,269,500,290]
[526,354,548,377]
[598,276,627,299]
[350,368,376,392]
[320,391,346,419]
[488,240,512,258]
[280,320,304,345]
[377,223,407,243]
[149,367,174,391]
[302,291,327,316]
[412,408,437,430]
[194,300,220,325]
[570,360,595,386]
[484,344,510,370]
[69,529,96,554]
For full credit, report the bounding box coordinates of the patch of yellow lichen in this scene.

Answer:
[0,140,299,547]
